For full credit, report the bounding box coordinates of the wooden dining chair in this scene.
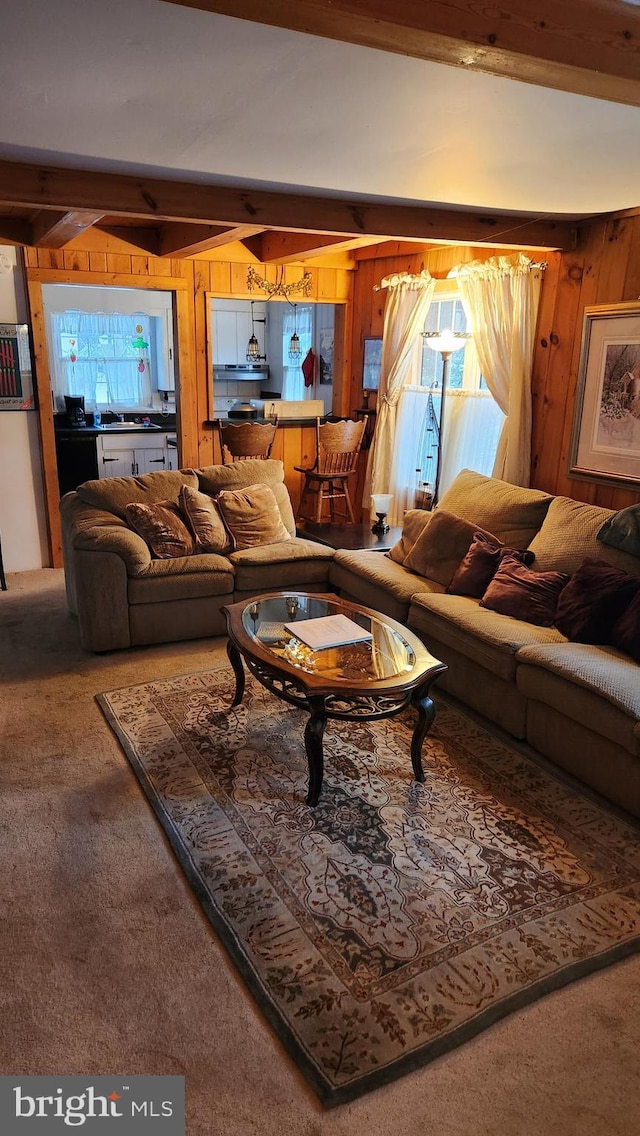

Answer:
[217,418,279,464]
[294,417,366,524]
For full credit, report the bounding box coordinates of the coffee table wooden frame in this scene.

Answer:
[222,591,447,807]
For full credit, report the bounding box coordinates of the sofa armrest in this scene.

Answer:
[72,548,131,652]
[73,524,151,576]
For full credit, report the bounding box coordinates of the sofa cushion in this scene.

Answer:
[409,592,566,681]
[196,459,296,536]
[555,558,640,644]
[179,485,232,554]
[480,556,569,627]
[598,503,640,557]
[516,642,640,756]
[387,509,433,565]
[229,537,334,592]
[215,483,292,550]
[611,589,640,662]
[76,469,198,519]
[528,496,640,577]
[330,550,444,623]
[436,468,553,547]
[125,500,196,559]
[448,531,535,598]
[403,511,497,586]
[128,555,234,604]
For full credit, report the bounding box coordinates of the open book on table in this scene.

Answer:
[284,613,373,651]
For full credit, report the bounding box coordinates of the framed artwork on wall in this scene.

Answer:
[0,323,35,410]
[569,302,640,488]
[363,337,383,390]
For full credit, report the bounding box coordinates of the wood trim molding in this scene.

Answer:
[163,0,640,106]
[25,275,63,568]
[26,267,190,290]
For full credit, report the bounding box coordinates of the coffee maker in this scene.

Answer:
[64,395,86,428]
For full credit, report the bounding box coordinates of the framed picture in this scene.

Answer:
[0,323,35,410]
[363,337,383,390]
[569,302,640,488]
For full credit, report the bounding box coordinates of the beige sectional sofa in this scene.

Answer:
[332,469,640,819]
[60,459,334,653]
[61,461,640,818]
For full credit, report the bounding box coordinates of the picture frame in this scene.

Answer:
[568,302,640,488]
[363,337,383,390]
[0,323,35,411]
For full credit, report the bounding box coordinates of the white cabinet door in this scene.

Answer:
[98,445,136,478]
[135,446,167,475]
[213,310,238,364]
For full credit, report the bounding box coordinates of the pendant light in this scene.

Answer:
[289,303,301,361]
[246,301,266,362]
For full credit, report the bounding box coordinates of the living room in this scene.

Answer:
[1,3,640,1135]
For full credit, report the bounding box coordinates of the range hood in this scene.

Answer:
[213,364,269,381]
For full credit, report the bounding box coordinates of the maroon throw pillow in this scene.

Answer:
[448,531,535,598]
[480,555,569,627]
[610,589,640,661]
[555,558,640,644]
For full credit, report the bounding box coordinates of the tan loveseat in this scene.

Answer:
[330,470,640,819]
[60,459,334,653]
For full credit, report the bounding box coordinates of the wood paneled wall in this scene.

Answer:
[350,231,640,513]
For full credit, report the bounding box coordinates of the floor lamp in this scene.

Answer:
[421,329,471,507]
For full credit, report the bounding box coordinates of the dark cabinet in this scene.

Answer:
[55,433,99,496]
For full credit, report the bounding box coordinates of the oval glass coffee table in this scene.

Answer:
[222,592,447,807]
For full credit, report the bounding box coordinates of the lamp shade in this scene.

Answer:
[422,329,471,355]
[371,493,393,514]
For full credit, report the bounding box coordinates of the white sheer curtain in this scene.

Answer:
[454,253,543,486]
[367,270,435,524]
[281,305,314,400]
[439,390,506,497]
[50,310,153,410]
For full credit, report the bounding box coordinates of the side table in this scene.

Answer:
[296,520,402,552]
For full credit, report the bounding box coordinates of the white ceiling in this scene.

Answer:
[2,0,640,218]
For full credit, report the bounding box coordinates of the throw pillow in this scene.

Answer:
[179,485,232,554]
[555,558,640,643]
[480,555,569,627]
[597,504,640,557]
[403,511,498,587]
[447,532,535,598]
[611,589,640,662]
[125,499,195,559]
[215,483,292,551]
[387,509,433,565]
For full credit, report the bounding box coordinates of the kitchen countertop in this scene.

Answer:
[205,417,326,428]
[55,423,177,436]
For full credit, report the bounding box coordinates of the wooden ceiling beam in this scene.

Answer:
[31,209,105,247]
[158,222,265,257]
[162,0,640,107]
[96,225,162,255]
[0,160,578,250]
[246,231,385,262]
[0,218,32,246]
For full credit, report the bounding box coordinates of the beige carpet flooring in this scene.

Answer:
[1,569,640,1136]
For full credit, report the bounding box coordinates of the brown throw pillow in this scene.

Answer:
[179,485,232,554]
[611,589,640,662]
[125,499,195,559]
[215,483,292,551]
[403,511,498,587]
[555,558,640,644]
[387,509,433,565]
[448,532,535,598]
[480,555,569,627]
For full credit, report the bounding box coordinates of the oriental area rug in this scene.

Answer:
[98,668,640,1106]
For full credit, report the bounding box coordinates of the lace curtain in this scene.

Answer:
[454,253,543,486]
[50,310,153,410]
[367,270,435,524]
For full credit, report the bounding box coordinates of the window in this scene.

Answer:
[51,310,156,410]
[281,305,314,400]
[400,291,504,504]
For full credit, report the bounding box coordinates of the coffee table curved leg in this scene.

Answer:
[304,695,327,807]
[226,639,246,707]
[410,687,437,783]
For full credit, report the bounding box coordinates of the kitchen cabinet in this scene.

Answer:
[97,432,169,478]
[212,301,266,364]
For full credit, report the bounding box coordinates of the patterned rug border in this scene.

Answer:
[97,669,640,1107]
